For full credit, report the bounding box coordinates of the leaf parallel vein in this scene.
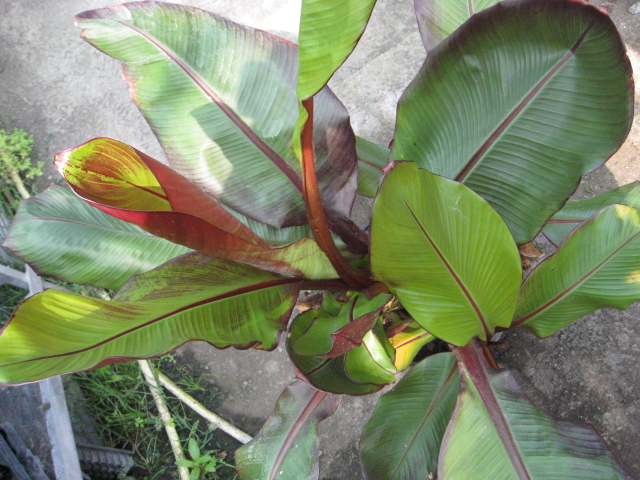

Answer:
[512,229,640,328]
[0,277,300,369]
[458,344,531,480]
[19,217,158,237]
[403,201,490,339]
[454,19,596,182]
[389,364,457,480]
[117,19,304,193]
[268,390,327,480]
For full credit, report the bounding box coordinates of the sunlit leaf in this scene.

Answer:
[512,204,640,337]
[439,341,632,479]
[0,254,301,385]
[55,138,338,279]
[371,163,521,345]
[394,0,633,244]
[3,185,190,290]
[388,321,435,371]
[76,2,357,228]
[543,182,640,246]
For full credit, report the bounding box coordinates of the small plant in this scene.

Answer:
[0,128,43,212]
[0,0,637,478]
[177,438,231,480]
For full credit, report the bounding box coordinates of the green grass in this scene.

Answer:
[0,281,27,328]
[73,357,236,480]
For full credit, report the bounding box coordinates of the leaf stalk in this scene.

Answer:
[300,98,372,289]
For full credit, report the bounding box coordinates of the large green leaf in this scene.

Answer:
[76,2,357,229]
[371,163,521,345]
[414,0,499,51]
[512,204,640,337]
[3,184,190,290]
[297,0,376,99]
[393,0,633,244]
[360,353,459,480]
[236,380,340,480]
[0,254,301,385]
[439,341,631,479]
[543,182,640,246]
[355,136,388,198]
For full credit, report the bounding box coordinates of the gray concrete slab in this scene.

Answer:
[1,0,639,478]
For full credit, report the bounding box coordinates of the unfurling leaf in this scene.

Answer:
[288,293,395,395]
[55,138,338,279]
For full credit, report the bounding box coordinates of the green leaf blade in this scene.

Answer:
[414,0,500,51]
[3,185,191,290]
[0,254,301,385]
[393,0,633,244]
[371,163,521,345]
[297,0,376,99]
[439,343,631,479]
[76,2,357,228]
[514,204,640,337]
[360,353,459,480]
[543,182,640,246]
[235,380,340,480]
[287,294,392,395]
[355,136,388,198]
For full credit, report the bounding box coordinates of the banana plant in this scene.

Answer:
[1,0,637,478]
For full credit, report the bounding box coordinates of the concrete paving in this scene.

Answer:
[1,0,639,478]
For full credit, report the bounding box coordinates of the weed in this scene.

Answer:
[0,128,42,214]
[73,357,236,479]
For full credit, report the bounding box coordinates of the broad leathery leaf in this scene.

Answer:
[360,353,459,480]
[287,302,391,395]
[76,2,358,228]
[356,136,388,198]
[371,163,521,345]
[3,185,190,290]
[388,322,435,371]
[543,182,640,246]
[439,342,632,479]
[0,254,301,385]
[236,380,340,480]
[297,0,376,99]
[56,138,338,279]
[414,0,499,52]
[512,205,640,337]
[393,0,634,245]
